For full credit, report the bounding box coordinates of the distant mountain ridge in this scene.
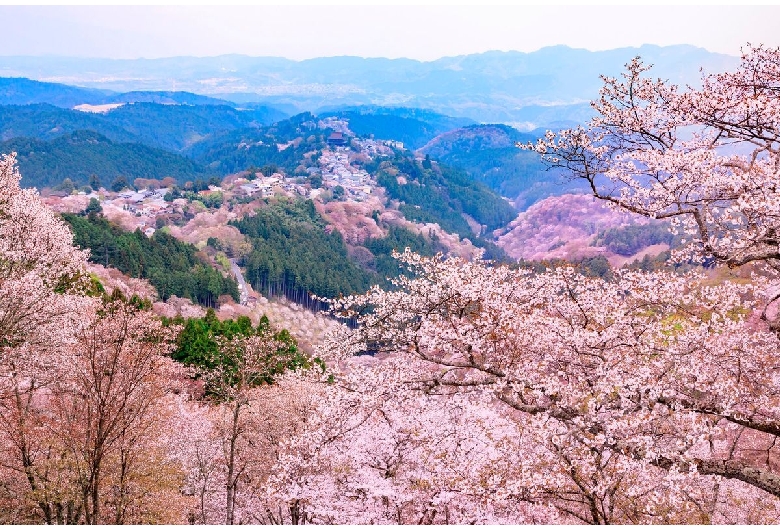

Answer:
[0,77,111,107]
[0,45,739,126]
[0,101,287,151]
[0,77,283,111]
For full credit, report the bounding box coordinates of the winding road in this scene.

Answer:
[229,258,250,305]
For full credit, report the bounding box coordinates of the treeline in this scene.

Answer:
[63,213,239,307]
[232,198,486,308]
[3,130,212,189]
[363,224,443,280]
[233,200,374,308]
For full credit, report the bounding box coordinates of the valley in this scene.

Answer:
[22,83,680,341]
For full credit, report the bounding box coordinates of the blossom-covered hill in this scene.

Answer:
[496,194,671,266]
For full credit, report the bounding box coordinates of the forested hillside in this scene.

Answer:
[0,104,139,142]
[373,153,517,237]
[0,86,561,223]
[3,130,211,187]
[0,77,111,106]
[95,103,286,151]
[63,212,238,306]
[419,124,588,208]
[0,102,285,150]
[362,224,443,279]
[233,200,374,304]
[233,199,452,307]
[185,113,325,174]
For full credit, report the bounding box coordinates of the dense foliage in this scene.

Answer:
[234,199,477,305]
[233,199,374,305]
[63,213,238,306]
[593,222,677,256]
[377,154,516,234]
[362,225,443,281]
[168,310,309,385]
[3,130,211,188]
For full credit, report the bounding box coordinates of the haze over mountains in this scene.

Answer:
[0,45,737,128]
[0,43,735,277]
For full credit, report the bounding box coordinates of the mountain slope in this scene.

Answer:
[419,124,588,208]
[0,101,287,152]
[0,77,113,107]
[97,103,286,151]
[102,90,235,106]
[0,104,139,143]
[2,130,211,188]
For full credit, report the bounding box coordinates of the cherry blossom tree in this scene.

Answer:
[0,152,92,523]
[521,45,780,273]
[0,152,90,353]
[53,295,184,524]
[0,293,190,524]
[313,251,780,523]
[266,362,565,524]
[182,326,315,525]
[0,156,191,523]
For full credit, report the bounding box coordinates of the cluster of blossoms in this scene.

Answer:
[265,46,780,523]
[282,251,779,523]
[521,46,780,272]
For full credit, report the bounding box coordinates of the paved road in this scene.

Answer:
[229,258,249,305]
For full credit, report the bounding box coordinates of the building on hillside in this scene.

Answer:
[327,131,347,146]
[384,140,404,150]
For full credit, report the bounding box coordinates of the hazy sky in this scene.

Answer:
[1,5,777,60]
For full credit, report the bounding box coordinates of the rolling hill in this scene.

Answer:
[2,130,211,188]
[0,101,287,152]
[419,123,588,208]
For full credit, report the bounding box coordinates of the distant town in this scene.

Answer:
[43,117,410,239]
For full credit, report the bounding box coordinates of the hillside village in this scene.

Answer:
[40,110,676,312]
[43,117,412,235]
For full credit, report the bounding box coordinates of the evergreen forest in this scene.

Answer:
[63,212,239,306]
